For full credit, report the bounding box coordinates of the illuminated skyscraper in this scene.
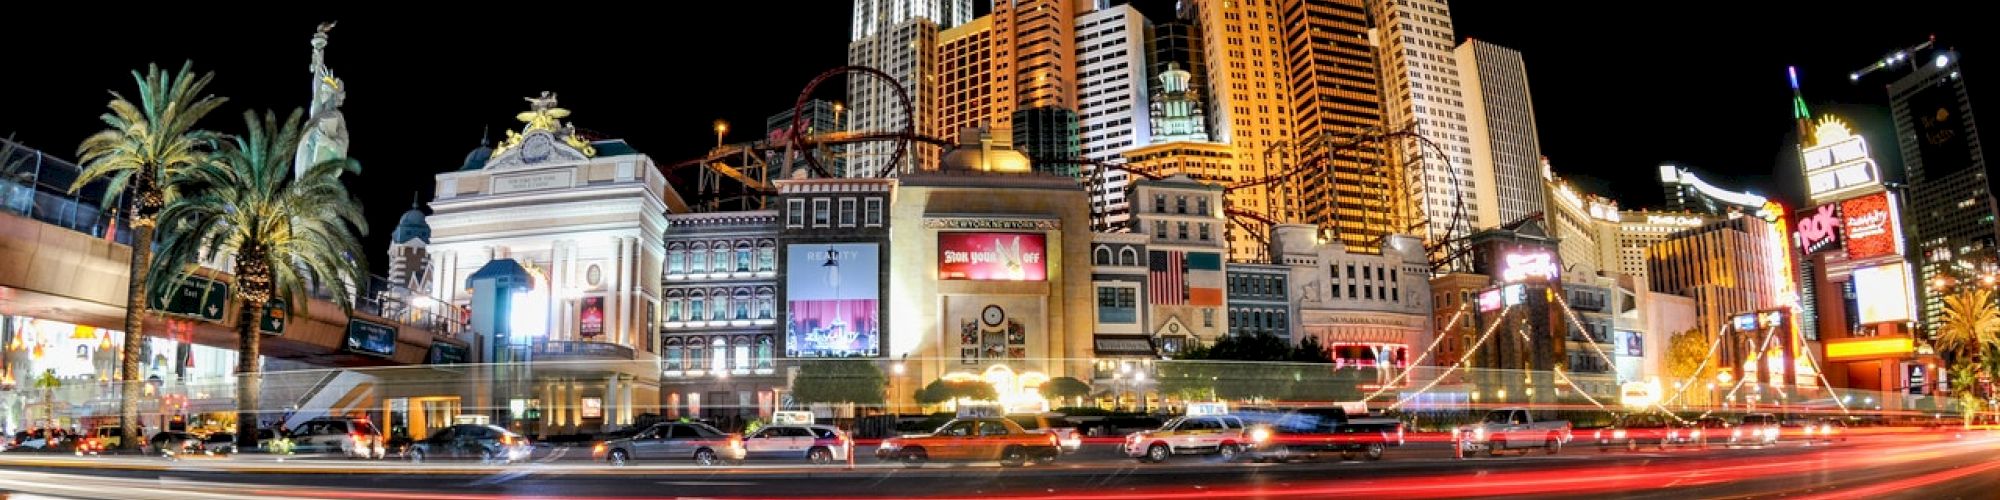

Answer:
[1371,0,1482,247]
[1281,0,1393,253]
[1185,0,1296,261]
[848,15,941,176]
[1458,39,1546,227]
[1077,3,1153,230]
[1880,47,1998,331]
[850,0,971,41]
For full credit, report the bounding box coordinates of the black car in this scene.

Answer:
[406,425,533,464]
[148,431,202,455]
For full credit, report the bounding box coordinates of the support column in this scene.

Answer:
[603,374,620,429]
[622,376,636,425]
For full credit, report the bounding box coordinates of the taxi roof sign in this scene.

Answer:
[956,403,1005,418]
[1186,402,1229,417]
[772,411,815,426]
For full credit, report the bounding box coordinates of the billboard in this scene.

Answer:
[1477,289,1502,312]
[1910,81,1976,178]
[579,296,605,338]
[1853,262,1915,324]
[787,243,881,358]
[938,232,1047,281]
[1793,203,1843,255]
[1800,116,1882,201]
[1618,331,1643,357]
[1840,192,1902,260]
[1497,250,1558,283]
[344,318,397,357]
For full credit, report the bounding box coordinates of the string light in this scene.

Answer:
[1392,303,1517,410]
[1364,302,1470,401]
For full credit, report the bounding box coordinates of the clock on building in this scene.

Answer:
[982,305,1006,327]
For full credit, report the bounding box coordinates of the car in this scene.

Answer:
[1594,413,1674,451]
[1456,408,1571,457]
[148,431,203,455]
[592,422,745,466]
[89,427,125,451]
[289,417,388,459]
[1006,414,1083,454]
[1124,414,1250,463]
[1245,407,1406,462]
[742,424,850,464]
[1802,417,1847,444]
[1732,413,1781,446]
[406,424,532,464]
[1672,417,1730,448]
[875,417,1060,468]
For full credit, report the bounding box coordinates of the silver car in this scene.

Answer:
[593,422,746,466]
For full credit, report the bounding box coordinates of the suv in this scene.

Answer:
[1733,413,1781,446]
[1125,415,1249,463]
[290,417,387,459]
[742,424,850,464]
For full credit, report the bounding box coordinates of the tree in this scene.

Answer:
[149,109,367,451]
[32,369,60,431]
[1038,376,1091,407]
[790,359,885,406]
[71,62,228,450]
[1951,361,1984,429]
[1665,328,1714,404]
[914,379,996,406]
[1937,287,2000,357]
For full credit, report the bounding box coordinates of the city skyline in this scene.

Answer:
[0,3,1991,273]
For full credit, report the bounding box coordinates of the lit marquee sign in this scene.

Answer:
[1645,214,1705,227]
[1840,192,1903,260]
[1586,199,1620,222]
[1800,116,1882,201]
[1853,262,1916,324]
[1498,250,1559,283]
[939,232,1048,281]
[1477,289,1502,312]
[1792,203,1843,255]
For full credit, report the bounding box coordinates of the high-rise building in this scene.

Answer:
[848,0,967,176]
[1149,19,1206,105]
[1458,39,1546,227]
[1646,216,1789,342]
[1076,4,1153,230]
[1883,47,1998,333]
[1186,0,1294,261]
[1371,0,1482,245]
[1011,106,1081,175]
[765,99,845,182]
[851,0,972,41]
[1281,0,1394,254]
[1150,65,1209,143]
[936,16,996,140]
[992,0,1081,126]
[1614,210,1715,285]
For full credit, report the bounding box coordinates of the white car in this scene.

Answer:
[1731,413,1781,446]
[1124,415,1249,462]
[1457,408,1571,456]
[289,417,387,459]
[742,424,850,464]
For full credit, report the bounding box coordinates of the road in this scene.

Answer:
[0,432,1994,499]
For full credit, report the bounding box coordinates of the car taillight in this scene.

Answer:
[501,435,515,445]
[729,437,742,449]
[593,442,606,453]
[1049,435,1059,447]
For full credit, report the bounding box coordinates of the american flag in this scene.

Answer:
[1149,250,1183,305]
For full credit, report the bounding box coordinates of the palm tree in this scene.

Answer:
[71,62,228,450]
[149,109,367,451]
[32,369,60,432]
[1937,287,2000,357]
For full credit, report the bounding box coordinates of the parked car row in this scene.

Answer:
[1586,412,1854,452]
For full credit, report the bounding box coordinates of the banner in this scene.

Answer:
[579,296,605,338]
[1910,82,1976,178]
[1793,203,1843,255]
[787,243,881,358]
[1841,192,1901,260]
[938,232,1047,281]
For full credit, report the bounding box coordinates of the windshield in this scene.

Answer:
[1483,411,1514,424]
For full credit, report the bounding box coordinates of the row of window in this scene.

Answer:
[786,197,884,229]
[1228,307,1288,337]
[667,240,775,275]
[1153,220,1214,242]
[662,335,774,374]
[663,289,776,323]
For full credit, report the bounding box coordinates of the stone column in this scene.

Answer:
[622,376,636,425]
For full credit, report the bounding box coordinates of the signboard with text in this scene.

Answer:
[1910,82,1976,178]
[259,299,287,335]
[938,232,1048,281]
[427,342,469,364]
[1793,203,1843,255]
[786,243,881,358]
[579,296,605,338]
[1498,250,1558,283]
[1801,116,1882,201]
[344,318,397,357]
[1840,192,1902,260]
[156,277,228,322]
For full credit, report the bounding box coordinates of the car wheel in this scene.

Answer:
[408,449,425,463]
[1036,450,1056,465]
[1626,439,1638,452]
[1146,443,1170,463]
[1367,442,1387,460]
[609,449,629,466]
[1000,446,1027,467]
[1217,442,1239,462]
[482,449,499,465]
[1543,437,1559,456]
[808,447,833,465]
[900,448,927,468]
[1487,439,1504,457]
[694,448,719,466]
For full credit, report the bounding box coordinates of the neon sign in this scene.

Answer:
[1841,192,1902,260]
[1499,250,1559,283]
[1792,203,1843,255]
[1800,116,1882,201]
[1477,290,1502,312]
[1645,214,1705,227]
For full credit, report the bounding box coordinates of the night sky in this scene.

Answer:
[0,3,1989,274]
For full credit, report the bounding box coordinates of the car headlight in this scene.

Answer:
[1613,430,1626,439]
[879,440,895,450]
[1473,427,1486,441]
[1594,430,1603,440]
[1250,428,1272,443]
[1804,426,1816,435]
[1764,427,1779,439]
[1732,429,1743,438]
[1669,430,1679,440]
[1691,430,1702,439]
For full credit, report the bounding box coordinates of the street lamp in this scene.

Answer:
[713,119,729,148]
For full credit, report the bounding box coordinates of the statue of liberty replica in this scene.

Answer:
[296,22,348,178]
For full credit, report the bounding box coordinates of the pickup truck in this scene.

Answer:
[1241,407,1405,461]
[1456,407,1572,456]
[876,417,1061,467]
[1007,414,1083,454]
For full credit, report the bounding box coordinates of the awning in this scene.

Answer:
[1093,335,1155,357]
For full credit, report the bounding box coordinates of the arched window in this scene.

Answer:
[1120,247,1138,266]
[711,288,729,321]
[689,242,708,273]
[733,335,751,373]
[667,243,685,274]
[712,337,729,373]
[665,290,684,322]
[756,336,774,370]
[1094,246,1113,266]
[757,289,775,319]
[664,339,684,371]
[688,339,706,371]
[689,290,706,321]
[712,242,731,275]
[757,240,776,271]
[735,241,752,273]
[733,289,751,320]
